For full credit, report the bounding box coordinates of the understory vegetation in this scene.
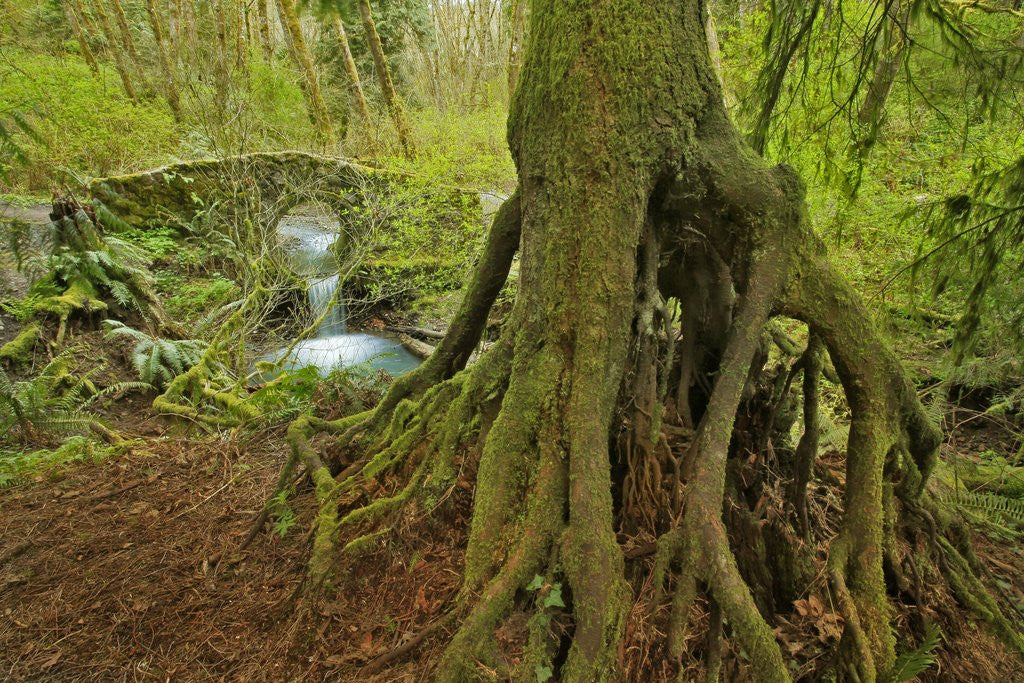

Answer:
[1,0,1023,681]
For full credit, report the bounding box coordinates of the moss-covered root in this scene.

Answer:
[677,253,791,683]
[0,323,41,365]
[784,252,947,679]
[339,190,522,446]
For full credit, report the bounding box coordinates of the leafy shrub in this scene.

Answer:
[0,49,178,191]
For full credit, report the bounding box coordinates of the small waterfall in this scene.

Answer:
[307,274,346,336]
[267,210,422,377]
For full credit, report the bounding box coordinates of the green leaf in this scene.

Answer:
[535,665,553,682]
[543,584,565,609]
[526,574,544,591]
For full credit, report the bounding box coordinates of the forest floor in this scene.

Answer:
[1,396,1023,681]
[1,204,1023,680]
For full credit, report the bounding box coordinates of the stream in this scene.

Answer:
[268,213,423,377]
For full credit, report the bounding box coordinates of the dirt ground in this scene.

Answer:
[0,428,467,682]
[1,418,1022,681]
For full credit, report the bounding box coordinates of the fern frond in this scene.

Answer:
[889,625,942,682]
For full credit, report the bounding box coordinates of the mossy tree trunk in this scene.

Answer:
[356,0,414,158]
[277,0,335,143]
[89,0,137,99]
[505,0,526,97]
[107,0,146,87]
[62,0,100,75]
[276,1,1020,680]
[256,0,273,62]
[144,0,182,119]
[333,15,373,128]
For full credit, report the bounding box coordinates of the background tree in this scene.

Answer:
[88,0,138,99]
[333,14,373,127]
[355,0,413,156]
[145,0,182,119]
[277,0,335,142]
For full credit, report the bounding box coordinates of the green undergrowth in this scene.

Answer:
[0,435,133,488]
[0,49,179,190]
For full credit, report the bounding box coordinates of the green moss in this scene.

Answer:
[33,278,106,319]
[0,323,40,365]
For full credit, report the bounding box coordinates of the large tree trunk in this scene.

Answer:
[356,0,414,158]
[271,1,1019,680]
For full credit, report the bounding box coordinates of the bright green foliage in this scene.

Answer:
[0,49,178,189]
[103,320,206,389]
[0,435,130,488]
[0,107,42,182]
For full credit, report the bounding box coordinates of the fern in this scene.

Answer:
[888,625,943,682]
[0,351,114,443]
[943,490,1024,525]
[104,320,207,389]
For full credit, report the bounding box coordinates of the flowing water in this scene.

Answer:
[268,213,422,377]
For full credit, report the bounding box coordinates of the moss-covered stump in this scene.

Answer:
[0,323,41,365]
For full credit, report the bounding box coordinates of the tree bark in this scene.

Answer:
[144,0,182,119]
[276,0,335,143]
[333,15,373,127]
[356,0,414,157]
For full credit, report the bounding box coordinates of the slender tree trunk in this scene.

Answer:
[89,0,137,99]
[705,4,734,107]
[255,0,273,61]
[855,0,911,155]
[333,15,373,127]
[506,0,526,97]
[356,0,414,157]
[62,0,100,74]
[107,0,144,74]
[213,0,231,95]
[234,0,247,69]
[145,0,182,119]
[276,0,335,143]
[167,0,181,62]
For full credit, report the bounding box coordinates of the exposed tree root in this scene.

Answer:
[255,3,1023,679]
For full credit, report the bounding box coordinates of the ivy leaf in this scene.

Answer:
[535,664,553,682]
[543,584,565,609]
[526,574,544,591]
